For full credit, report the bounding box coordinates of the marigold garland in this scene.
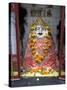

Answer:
[29,18,51,64]
[29,33,51,64]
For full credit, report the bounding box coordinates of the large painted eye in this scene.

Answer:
[37,27,40,30]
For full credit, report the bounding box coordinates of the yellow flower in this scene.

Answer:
[45,39,50,43]
[30,38,36,43]
[43,46,48,50]
[39,55,44,60]
[30,43,34,48]
[32,50,37,55]
[48,43,51,47]
[31,23,36,30]
[44,49,48,53]
[42,54,45,57]
[44,34,49,37]
[31,46,35,50]
[35,57,42,63]
[33,52,38,58]
[31,33,36,37]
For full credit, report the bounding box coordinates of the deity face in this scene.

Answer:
[35,25,48,38]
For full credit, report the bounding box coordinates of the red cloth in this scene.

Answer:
[24,37,58,70]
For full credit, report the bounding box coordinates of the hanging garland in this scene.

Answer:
[29,17,51,64]
[29,36,51,64]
